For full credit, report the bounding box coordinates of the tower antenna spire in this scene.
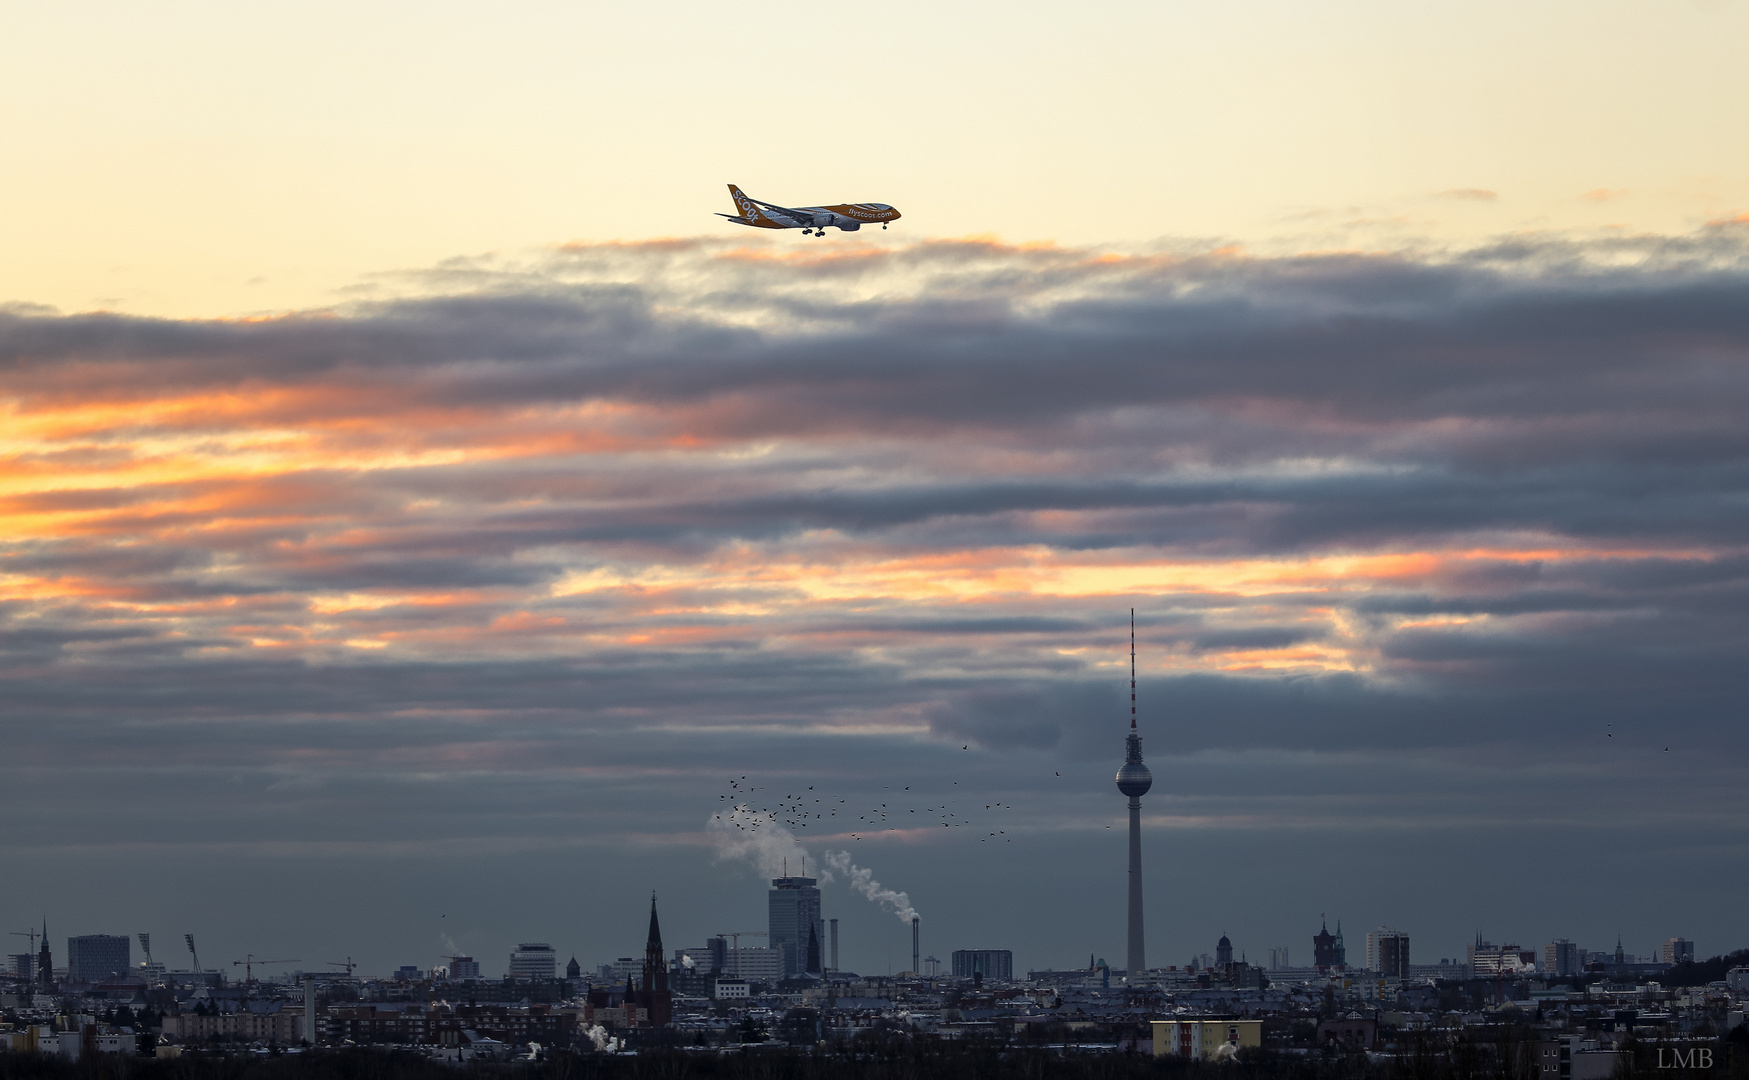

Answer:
[1130,608,1136,730]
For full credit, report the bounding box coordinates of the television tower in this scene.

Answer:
[1115,609,1152,975]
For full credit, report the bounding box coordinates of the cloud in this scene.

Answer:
[1434,188,1499,201]
[2,230,1748,966]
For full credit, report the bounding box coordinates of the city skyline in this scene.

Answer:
[3,1,1746,987]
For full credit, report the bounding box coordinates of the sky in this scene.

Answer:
[2,1,1747,980]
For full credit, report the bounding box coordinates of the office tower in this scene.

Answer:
[450,956,481,980]
[508,943,557,980]
[1663,938,1694,965]
[1545,940,1580,976]
[67,934,130,983]
[768,875,824,977]
[1367,928,1409,977]
[1114,610,1153,974]
[951,949,1014,980]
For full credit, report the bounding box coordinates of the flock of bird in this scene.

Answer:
[715,776,1024,843]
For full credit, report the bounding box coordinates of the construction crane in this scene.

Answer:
[233,955,300,983]
[714,931,768,977]
[325,958,358,978]
[9,929,39,952]
[184,934,201,974]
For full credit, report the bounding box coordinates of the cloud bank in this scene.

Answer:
[3,229,1747,966]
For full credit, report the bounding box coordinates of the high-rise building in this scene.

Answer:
[449,956,481,980]
[1115,610,1153,975]
[9,954,32,981]
[1268,947,1290,970]
[1468,936,1525,977]
[1543,940,1580,976]
[67,935,131,983]
[951,950,1013,980]
[1366,928,1409,977]
[768,876,824,977]
[1663,938,1694,965]
[507,943,557,981]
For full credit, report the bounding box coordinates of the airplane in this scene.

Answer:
[717,184,900,237]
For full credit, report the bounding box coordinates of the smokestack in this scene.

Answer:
[304,978,316,1045]
[830,919,839,972]
[911,916,920,975]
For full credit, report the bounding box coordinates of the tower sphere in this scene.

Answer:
[1116,758,1152,797]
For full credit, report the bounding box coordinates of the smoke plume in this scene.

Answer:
[822,850,918,923]
[707,804,832,882]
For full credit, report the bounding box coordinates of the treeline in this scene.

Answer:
[1663,951,1749,989]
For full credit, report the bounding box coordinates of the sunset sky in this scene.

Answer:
[3,2,1747,977]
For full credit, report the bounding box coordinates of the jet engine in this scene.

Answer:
[838,221,861,231]
[812,213,834,228]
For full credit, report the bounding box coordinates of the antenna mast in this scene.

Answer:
[1130,608,1137,730]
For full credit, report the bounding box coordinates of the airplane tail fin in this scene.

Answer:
[727,184,774,226]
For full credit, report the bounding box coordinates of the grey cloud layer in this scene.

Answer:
[2,234,1747,966]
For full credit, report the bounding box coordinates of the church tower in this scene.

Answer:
[639,893,672,1026]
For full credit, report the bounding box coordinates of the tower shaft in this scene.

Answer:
[1128,795,1144,973]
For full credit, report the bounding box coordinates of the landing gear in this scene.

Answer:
[882,224,888,230]
[801,229,813,236]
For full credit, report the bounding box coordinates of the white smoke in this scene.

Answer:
[584,1024,620,1053]
[823,850,918,922]
[681,954,696,970]
[707,804,833,882]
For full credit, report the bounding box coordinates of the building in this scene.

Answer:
[1215,935,1233,969]
[507,943,557,981]
[38,923,53,989]
[449,956,481,980]
[67,935,131,983]
[1469,937,1528,977]
[713,978,749,999]
[951,949,1014,981]
[1367,928,1410,977]
[9,954,32,981]
[633,893,672,1026]
[1115,611,1153,975]
[1152,1019,1262,1060]
[1333,922,1347,967]
[723,946,785,983]
[768,876,825,977]
[1268,947,1290,970]
[1314,920,1337,971]
[599,957,640,983]
[1545,940,1581,977]
[1663,938,1694,965]
[1318,1012,1378,1049]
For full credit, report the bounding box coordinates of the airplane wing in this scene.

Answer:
[750,198,815,222]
